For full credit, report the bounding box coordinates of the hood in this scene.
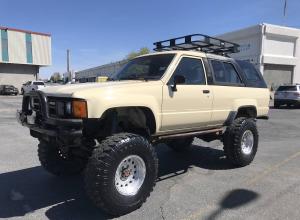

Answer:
[40,81,153,97]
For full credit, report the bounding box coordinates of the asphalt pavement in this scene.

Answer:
[0,95,300,220]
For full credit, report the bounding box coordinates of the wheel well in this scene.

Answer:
[236,106,257,118]
[101,107,156,137]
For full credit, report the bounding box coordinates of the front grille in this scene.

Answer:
[48,100,56,116]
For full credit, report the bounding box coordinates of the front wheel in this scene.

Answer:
[38,140,87,176]
[84,133,158,216]
[223,117,258,167]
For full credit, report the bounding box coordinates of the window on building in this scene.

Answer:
[1,30,9,62]
[211,60,242,85]
[26,33,33,64]
[170,57,206,85]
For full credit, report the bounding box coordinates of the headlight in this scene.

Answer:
[72,100,88,118]
[65,102,72,115]
[48,98,87,119]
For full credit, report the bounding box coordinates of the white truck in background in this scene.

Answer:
[21,81,46,95]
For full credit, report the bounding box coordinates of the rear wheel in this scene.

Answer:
[166,137,194,152]
[38,140,87,176]
[223,117,258,167]
[84,133,158,216]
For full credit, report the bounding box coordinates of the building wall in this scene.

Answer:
[0,27,51,66]
[261,24,300,87]
[76,60,127,82]
[0,63,38,90]
[218,23,300,87]
[217,25,262,70]
[0,27,51,90]
[32,34,52,65]
[7,30,27,64]
[294,37,300,83]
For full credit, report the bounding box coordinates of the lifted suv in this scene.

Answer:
[17,34,269,215]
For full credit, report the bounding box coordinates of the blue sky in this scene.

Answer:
[1,0,300,78]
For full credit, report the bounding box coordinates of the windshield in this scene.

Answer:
[277,86,297,91]
[4,85,14,89]
[33,82,45,85]
[114,54,175,80]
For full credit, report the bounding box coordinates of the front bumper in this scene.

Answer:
[17,91,83,140]
[2,90,18,95]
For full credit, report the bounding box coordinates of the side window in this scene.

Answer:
[223,63,242,84]
[211,60,242,84]
[171,57,206,85]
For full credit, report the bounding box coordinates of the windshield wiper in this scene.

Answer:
[118,74,158,81]
[107,77,115,81]
[118,74,139,80]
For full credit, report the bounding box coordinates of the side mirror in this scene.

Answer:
[170,75,186,92]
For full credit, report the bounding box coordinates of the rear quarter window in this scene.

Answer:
[236,60,267,88]
[236,61,260,81]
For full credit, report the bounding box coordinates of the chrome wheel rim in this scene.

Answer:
[241,130,254,155]
[115,155,146,196]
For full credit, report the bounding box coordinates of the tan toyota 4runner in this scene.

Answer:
[17,34,269,215]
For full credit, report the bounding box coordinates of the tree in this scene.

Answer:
[126,47,150,60]
[50,72,62,82]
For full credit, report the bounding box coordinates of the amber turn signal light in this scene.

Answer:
[72,100,87,118]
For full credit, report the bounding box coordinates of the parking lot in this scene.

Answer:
[0,95,300,220]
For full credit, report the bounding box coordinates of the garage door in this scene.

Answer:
[263,64,293,88]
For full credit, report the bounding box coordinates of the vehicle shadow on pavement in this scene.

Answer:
[0,166,110,220]
[156,143,236,182]
[0,143,234,219]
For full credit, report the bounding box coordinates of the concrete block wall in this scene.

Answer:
[0,63,38,90]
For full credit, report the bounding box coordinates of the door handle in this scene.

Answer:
[203,90,210,94]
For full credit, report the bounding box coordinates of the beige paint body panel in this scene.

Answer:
[161,84,213,130]
[210,86,269,125]
[42,81,163,131]
[160,53,213,131]
[42,51,270,135]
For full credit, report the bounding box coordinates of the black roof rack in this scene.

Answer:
[153,34,240,56]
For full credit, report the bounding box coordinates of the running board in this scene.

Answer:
[154,128,224,141]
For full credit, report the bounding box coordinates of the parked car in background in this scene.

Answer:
[21,81,46,95]
[0,85,19,95]
[274,84,300,108]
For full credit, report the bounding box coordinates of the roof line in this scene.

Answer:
[0,26,51,37]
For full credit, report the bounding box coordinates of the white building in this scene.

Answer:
[0,26,51,90]
[218,23,300,88]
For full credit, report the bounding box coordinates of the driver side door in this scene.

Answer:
[161,56,213,131]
